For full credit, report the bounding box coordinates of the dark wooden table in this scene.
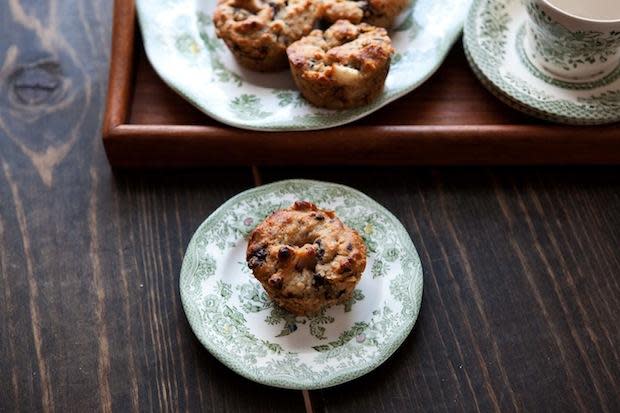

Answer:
[1,2,619,412]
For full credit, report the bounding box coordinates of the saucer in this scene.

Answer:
[180,180,423,389]
[464,0,620,125]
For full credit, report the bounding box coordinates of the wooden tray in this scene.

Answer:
[103,0,620,166]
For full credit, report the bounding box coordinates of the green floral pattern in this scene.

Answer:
[464,0,620,124]
[578,90,620,109]
[197,12,244,87]
[272,90,308,108]
[525,2,620,73]
[136,0,472,130]
[344,289,365,313]
[478,1,510,61]
[371,259,385,278]
[312,322,369,352]
[229,94,272,120]
[516,24,620,90]
[180,180,423,389]
[236,280,366,340]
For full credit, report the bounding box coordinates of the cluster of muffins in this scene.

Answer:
[246,201,367,315]
[213,0,404,108]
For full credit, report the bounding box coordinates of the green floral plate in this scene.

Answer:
[464,0,620,125]
[180,180,423,389]
[136,0,472,131]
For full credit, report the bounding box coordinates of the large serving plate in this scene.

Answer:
[180,180,423,389]
[136,0,472,130]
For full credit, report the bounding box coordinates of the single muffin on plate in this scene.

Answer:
[320,0,409,28]
[286,20,394,109]
[246,201,367,316]
[213,0,321,71]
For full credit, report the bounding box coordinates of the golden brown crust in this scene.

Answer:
[286,20,394,109]
[320,0,409,28]
[246,201,367,316]
[213,0,321,71]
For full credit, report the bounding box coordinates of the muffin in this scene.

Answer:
[286,20,394,109]
[246,201,367,316]
[213,0,321,71]
[320,0,409,28]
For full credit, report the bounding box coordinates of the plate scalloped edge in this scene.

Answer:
[179,179,424,389]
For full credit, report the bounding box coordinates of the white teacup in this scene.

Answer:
[523,0,620,82]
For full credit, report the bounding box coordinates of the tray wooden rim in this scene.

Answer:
[102,0,620,167]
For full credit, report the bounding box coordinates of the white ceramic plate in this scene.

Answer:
[180,180,423,389]
[136,0,472,131]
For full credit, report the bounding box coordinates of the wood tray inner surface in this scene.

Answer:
[103,0,619,166]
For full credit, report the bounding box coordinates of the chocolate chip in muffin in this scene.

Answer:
[312,273,326,288]
[314,239,325,261]
[278,246,292,260]
[248,246,268,268]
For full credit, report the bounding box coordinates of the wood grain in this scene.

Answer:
[2,0,620,412]
[0,1,306,411]
[259,167,620,412]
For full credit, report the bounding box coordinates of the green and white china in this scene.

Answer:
[180,180,423,389]
[136,0,472,131]
[523,0,620,82]
[464,0,620,124]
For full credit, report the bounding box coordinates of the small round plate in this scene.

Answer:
[136,0,472,131]
[464,0,620,125]
[180,180,423,389]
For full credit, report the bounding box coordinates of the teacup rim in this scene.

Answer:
[541,0,620,24]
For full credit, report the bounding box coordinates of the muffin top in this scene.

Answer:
[321,0,366,24]
[246,201,366,311]
[287,20,394,84]
[213,0,319,46]
[320,0,409,27]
